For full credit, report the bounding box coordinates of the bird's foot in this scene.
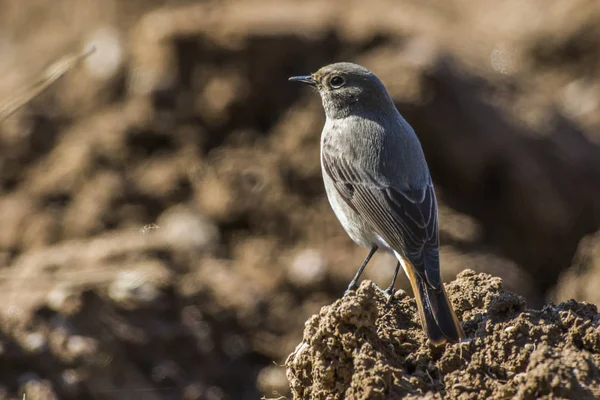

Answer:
[457,337,473,360]
[375,285,395,303]
[385,287,396,303]
[343,284,357,297]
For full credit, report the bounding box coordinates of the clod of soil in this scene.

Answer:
[286,270,600,399]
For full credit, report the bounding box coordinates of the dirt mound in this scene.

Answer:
[286,270,600,399]
[1,0,600,398]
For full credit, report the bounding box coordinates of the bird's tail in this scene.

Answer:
[404,261,464,345]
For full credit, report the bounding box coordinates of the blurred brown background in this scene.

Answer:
[0,0,600,398]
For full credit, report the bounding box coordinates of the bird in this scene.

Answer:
[289,62,464,345]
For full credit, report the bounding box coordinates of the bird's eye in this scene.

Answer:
[329,75,345,88]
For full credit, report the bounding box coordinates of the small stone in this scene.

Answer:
[256,365,288,396]
[47,287,82,315]
[287,249,326,287]
[157,206,220,252]
[23,333,46,353]
[61,369,82,395]
[84,26,123,80]
[108,261,171,307]
[21,377,58,400]
[66,336,97,358]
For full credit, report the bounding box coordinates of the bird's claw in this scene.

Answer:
[385,287,396,303]
[374,285,395,303]
[344,285,357,297]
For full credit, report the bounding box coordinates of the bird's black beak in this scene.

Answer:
[288,75,316,86]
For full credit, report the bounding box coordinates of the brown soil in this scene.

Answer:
[287,271,600,400]
[0,0,599,399]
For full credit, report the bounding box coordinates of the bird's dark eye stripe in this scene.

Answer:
[330,76,345,88]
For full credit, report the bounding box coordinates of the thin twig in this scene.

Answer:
[0,46,96,121]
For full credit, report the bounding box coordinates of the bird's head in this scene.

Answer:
[289,62,394,119]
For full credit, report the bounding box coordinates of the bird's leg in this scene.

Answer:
[384,261,401,301]
[344,246,378,296]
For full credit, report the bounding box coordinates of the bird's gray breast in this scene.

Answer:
[320,170,374,247]
[320,117,385,248]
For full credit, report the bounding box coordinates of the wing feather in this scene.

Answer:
[323,152,441,289]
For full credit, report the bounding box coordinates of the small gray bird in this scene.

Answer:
[289,62,464,344]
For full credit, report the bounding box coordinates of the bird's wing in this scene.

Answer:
[322,152,441,289]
